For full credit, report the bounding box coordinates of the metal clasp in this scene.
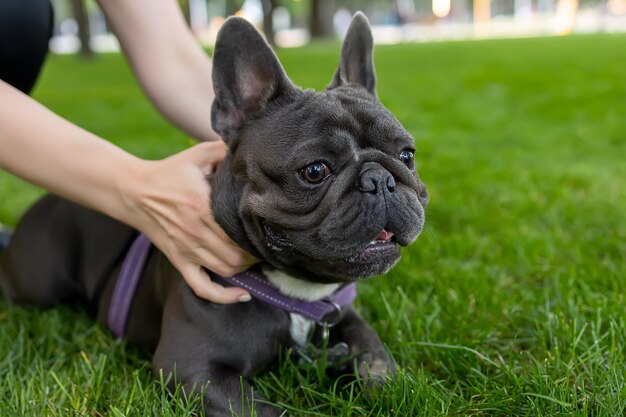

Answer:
[320,300,343,342]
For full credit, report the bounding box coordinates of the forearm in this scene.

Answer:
[98,0,218,142]
[0,80,139,224]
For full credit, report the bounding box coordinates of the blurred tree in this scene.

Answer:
[226,0,244,15]
[274,0,306,24]
[69,0,93,57]
[262,0,279,45]
[309,0,336,38]
[451,0,471,22]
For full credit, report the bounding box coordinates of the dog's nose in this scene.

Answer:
[359,163,396,193]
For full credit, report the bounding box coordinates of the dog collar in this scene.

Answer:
[108,234,356,338]
[212,272,356,325]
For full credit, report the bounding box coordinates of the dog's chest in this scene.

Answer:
[289,313,315,347]
[262,267,339,347]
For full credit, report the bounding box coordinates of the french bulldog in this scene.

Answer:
[0,12,428,417]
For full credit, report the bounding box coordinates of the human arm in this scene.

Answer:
[97,0,219,142]
[0,80,253,303]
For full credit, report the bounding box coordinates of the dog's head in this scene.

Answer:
[210,13,428,283]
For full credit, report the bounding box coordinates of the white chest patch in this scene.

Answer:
[261,267,339,301]
[261,267,339,346]
[289,313,315,347]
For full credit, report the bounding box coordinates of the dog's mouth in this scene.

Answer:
[261,221,401,280]
[366,229,396,249]
[350,228,399,262]
[263,222,396,252]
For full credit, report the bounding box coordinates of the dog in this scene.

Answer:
[0,13,428,417]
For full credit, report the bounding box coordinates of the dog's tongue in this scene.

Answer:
[376,229,394,241]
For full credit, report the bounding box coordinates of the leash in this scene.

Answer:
[107,234,356,338]
[107,233,152,338]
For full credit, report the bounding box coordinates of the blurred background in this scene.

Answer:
[52,0,626,55]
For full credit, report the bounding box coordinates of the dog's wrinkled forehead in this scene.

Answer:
[306,87,412,148]
[234,86,412,176]
[319,94,405,153]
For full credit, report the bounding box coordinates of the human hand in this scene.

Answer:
[0,81,254,303]
[119,141,257,303]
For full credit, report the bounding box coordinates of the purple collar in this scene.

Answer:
[108,234,357,338]
[212,272,356,324]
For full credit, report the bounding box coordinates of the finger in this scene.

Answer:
[180,263,251,304]
[219,245,259,271]
[191,244,257,277]
[192,230,259,273]
[181,141,228,173]
[200,208,247,250]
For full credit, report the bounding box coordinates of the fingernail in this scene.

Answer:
[238,294,252,303]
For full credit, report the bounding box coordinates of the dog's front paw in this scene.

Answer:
[357,353,397,387]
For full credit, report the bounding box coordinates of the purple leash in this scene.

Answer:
[108,233,152,338]
[108,234,356,338]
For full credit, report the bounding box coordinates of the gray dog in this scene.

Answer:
[0,13,428,416]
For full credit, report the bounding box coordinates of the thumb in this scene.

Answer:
[178,141,228,175]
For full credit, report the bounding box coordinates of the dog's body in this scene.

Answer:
[0,13,427,416]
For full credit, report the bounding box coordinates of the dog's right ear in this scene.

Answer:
[327,12,376,95]
[211,17,295,144]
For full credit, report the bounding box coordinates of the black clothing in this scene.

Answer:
[0,0,53,94]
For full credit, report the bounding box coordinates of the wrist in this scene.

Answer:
[110,154,151,229]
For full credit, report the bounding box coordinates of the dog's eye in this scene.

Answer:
[299,162,331,184]
[400,149,415,169]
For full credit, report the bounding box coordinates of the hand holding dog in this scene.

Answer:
[0,82,255,304]
[120,141,256,303]
[0,0,260,304]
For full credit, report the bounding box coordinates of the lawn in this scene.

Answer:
[1,33,626,416]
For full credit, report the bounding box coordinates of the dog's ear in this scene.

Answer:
[328,12,376,95]
[211,17,295,144]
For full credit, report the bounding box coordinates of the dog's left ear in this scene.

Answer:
[211,17,295,144]
[328,12,376,95]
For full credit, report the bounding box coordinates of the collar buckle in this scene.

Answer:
[320,300,344,327]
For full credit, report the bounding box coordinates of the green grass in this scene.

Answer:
[1,33,626,416]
